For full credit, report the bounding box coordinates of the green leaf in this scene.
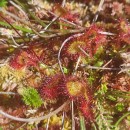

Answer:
[0,0,7,7]
[88,75,95,85]
[107,95,116,101]
[79,115,86,130]
[95,61,104,67]
[114,112,130,127]
[63,67,68,74]
[101,83,108,94]
[0,21,33,33]
[95,83,108,96]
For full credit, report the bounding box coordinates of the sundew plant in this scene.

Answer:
[0,0,130,129]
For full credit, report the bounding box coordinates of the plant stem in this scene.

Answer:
[58,33,84,77]
[114,112,130,127]
[0,101,69,122]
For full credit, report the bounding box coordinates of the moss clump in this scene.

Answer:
[19,87,43,108]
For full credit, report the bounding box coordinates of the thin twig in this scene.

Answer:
[40,16,60,34]
[78,46,89,57]
[0,14,26,42]
[0,101,69,122]
[74,56,81,72]
[2,9,29,25]
[93,0,105,22]
[10,35,28,49]
[62,0,66,7]
[44,9,83,29]
[72,100,75,130]
[10,35,20,47]
[46,116,50,130]
[58,33,84,77]
[118,65,130,75]
[16,123,26,130]
[0,92,17,95]
[61,111,65,130]
[81,64,120,70]
[102,59,112,68]
[9,0,29,20]
[1,9,84,38]
[1,10,47,38]
[98,31,115,36]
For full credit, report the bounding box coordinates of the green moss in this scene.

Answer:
[0,0,7,7]
[20,87,43,108]
[116,103,125,112]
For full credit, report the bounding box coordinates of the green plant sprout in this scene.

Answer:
[19,87,43,108]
